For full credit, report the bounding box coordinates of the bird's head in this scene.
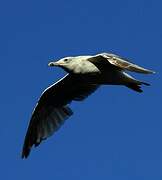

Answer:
[48,57,75,73]
[48,56,93,74]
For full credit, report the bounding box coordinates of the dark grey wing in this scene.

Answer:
[22,74,99,158]
[89,53,155,74]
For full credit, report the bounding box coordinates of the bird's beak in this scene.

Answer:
[48,62,60,67]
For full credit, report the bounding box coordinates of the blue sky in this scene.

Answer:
[0,0,161,179]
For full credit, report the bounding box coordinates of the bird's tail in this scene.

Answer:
[122,72,151,93]
[125,81,150,93]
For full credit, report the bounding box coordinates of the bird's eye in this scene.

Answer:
[64,59,68,62]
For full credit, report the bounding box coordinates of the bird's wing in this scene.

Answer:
[88,53,155,74]
[22,74,99,158]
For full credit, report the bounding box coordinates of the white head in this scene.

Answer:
[48,55,96,74]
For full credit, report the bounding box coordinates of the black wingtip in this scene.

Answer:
[21,148,30,159]
[141,82,150,86]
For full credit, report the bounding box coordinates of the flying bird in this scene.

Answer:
[22,52,155,158]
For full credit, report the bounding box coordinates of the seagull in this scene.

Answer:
[22,52,155,158]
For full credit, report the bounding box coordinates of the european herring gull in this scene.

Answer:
[22,52,155,158]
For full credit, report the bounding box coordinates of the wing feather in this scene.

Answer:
[22,74,99,158]
[90,53,155,74]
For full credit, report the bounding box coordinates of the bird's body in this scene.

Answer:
[22,52,155,158]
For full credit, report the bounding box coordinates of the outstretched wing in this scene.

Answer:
[89,53,155,74]
[22,74,99,158]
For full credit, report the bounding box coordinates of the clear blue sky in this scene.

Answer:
[0,0,161,179]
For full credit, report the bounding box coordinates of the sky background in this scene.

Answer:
[0,0,161,179]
